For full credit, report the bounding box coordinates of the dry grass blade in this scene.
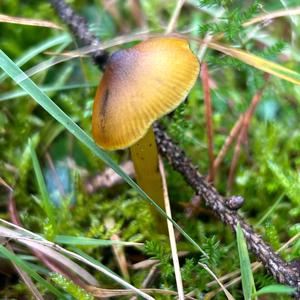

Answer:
[0,226,99,286]
[105,218,129,280]
[0,14,62,29]
[205,262,261,299]
[85,285,197,299]
[131,251,188,270]
[15,31,151,83]
[0,177,13,191]
[6,243,44,300]
[165,0,186,34]
[0,219,154,300]
[159,156,185,300]
[197,10,225,61]
[199,262,235,300]
[243,6,300,27]
[208,42,300,85]
[0,178,22,226]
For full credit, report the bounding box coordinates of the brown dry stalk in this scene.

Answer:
[128,0,147,28]
[201,62,215,182]
[213,115,243,174]
[105,218,130,281]
[227,77,269,191]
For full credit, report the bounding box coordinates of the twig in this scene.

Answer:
[48,1,300,295]
[49,0,108,68]
[201,63,215,182]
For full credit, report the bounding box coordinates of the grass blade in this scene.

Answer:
[255,284,295,296]
[0,83,96,101]
[0,220,153,299]
[54,235,142,247]
[0,50,206,257]
[159,157,184,300]
[29,139,56,237]
[0,245,67,299]
[236,223,256,300]
[6,244,44,300]
[0,34,71,83]
[73,248,154,300]
[209,42,300,85]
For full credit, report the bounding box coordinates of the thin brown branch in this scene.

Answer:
[49,0,108,68]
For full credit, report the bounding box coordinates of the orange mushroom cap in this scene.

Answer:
[92,36,200,150]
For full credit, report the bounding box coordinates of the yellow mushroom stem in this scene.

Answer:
[130,127,167,232]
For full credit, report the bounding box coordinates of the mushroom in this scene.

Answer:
[92,36,199,231]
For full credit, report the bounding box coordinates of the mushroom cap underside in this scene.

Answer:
[92,36,200,150]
